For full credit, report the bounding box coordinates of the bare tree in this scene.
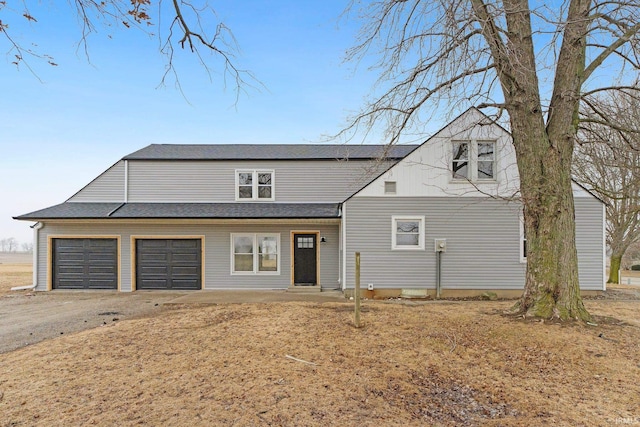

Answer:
[0,1,255,96]
[344,0,640,320]
[574,90,640,284]
[21,242,33,253]
[5,237,18,252]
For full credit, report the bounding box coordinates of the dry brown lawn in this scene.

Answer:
[0,263,31,296]
[1,266,639,426]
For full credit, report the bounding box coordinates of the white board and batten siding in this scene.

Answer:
[68,159,396,204]
[36,222,340,292]
[356,108,520,199]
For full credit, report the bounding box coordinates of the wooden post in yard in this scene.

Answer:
[354,252,361,328]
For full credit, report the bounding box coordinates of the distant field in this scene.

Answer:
[0,252,32,264]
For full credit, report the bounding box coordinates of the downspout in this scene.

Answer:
[341,203,347,291]
[11,222,44,291]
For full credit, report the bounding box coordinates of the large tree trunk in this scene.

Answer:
[507,107,591,321]
[494,0,592,321]
[609,253,622,284]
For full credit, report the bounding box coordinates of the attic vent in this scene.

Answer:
[384,181,397,194]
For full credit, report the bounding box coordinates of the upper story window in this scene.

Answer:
[236,170,275,201]
[452,140,496,181]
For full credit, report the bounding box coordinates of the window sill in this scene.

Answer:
[231,271,281,275]
[450,179,498,184]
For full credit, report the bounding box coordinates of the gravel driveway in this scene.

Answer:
[0,291,188,353]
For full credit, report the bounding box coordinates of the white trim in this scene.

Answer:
[124,160,129,203]
[32,222,44,289]
[391,215,425,251]
[450,139,498,183]
[519,211,527,263]
[384,181,397,195]
[230,233,281,275]
[235,169,275,201]
[342,203,347,290]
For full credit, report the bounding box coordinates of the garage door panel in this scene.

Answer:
[89,266,116,275]
[52,238,118,290]
[139,265,169,278]
[58,253,85,263]
[89,252,117,262]
[172,253,200,263]
[136,239,201,290]
[172,266,200,275]
[137,279,170,289]
[171,239,199,248]
[171,280,200,290]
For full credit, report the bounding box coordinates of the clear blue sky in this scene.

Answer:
[1,1,406,244]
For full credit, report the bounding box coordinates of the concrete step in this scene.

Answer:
[287,285,322,293]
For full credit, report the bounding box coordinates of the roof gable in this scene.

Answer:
[346,107,517,200]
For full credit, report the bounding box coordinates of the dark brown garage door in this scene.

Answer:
[136,239,202,290]
[52,238,118,290]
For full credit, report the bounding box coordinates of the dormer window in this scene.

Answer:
[236,170,275,201]
[452,140,496,181]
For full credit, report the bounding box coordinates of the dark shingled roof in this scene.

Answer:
[15,202,341,220]
[14,203,124,220]
[123,144,418,161]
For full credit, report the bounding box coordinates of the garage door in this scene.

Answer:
[136,239,202,290]
[52,238,118,290]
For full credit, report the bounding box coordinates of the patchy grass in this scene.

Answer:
[0,294,639,426]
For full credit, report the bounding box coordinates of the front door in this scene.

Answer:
[293,233,317,286]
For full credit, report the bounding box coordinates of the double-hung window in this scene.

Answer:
[452,140,496,181]
[236,170,274,201]
[392,216,425,250]
[232,233,280,274]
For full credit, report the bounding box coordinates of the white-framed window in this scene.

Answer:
[231,233,280,274]
[235,170,275,201]
[452,140,496,181]
[391,216,425,250]
[519,211,527,263]
[384,181,397,194]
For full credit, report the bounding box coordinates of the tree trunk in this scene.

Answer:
[608,254,622,284]
[493,0,593,322]
[508,108,592,322]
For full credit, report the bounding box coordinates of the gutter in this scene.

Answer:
[11,222,43,291]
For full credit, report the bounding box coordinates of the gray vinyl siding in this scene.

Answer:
[344,196,604,291]
[127,160,393,203]
[575,198,606,290]
[67,161,125,202]
[36,222,339,292]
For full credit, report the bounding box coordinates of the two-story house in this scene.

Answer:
[15,108,606,295]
